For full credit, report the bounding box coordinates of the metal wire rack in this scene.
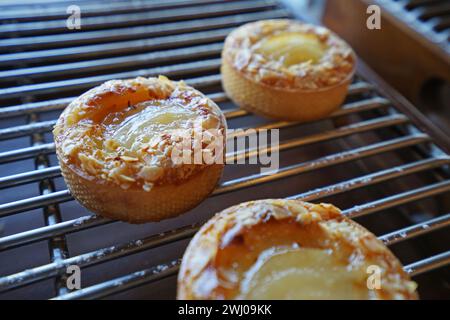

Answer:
[0,0,449,299]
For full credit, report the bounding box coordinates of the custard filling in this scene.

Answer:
[256,32,326,67]
[239,246,369,300]
[105,100,198,151]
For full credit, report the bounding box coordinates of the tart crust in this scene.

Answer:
[177,199,418,300]
[221,19,356,121]
[54,76,226,223]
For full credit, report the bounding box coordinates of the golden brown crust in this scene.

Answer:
[177,199,418,300]
[54,76,227,222]
[60,159,223,223]
[221,19,355,121]
[221,60,350,121]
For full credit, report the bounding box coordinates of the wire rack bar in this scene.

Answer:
[405,251,450,277]
[0,143,56,165]
[0,215,108,252]
[379,213,450,245]
[0,42,225,82]
[0,0,248,22]
[53,261,181,300]
[0,59,222,99]
[0,27,226,65]
[342,180,450,218]
[229,114,409,163]
[0,0,277,37]
[0,120,58,141]
[0,9,288,55]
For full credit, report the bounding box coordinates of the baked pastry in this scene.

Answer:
[221,19,356,121]
[54,76,226,223]
[177,199,418,300]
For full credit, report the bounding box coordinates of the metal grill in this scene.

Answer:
[0,0,449,299]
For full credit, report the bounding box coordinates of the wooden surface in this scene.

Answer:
[323,0,450,120]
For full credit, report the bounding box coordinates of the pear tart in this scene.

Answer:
[177,199,418,300]
[54,76,226,223]
[222,19,356,121]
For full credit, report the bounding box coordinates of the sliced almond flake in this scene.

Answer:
[120,155,139,162]
[143,183,154,192]
[120,183,131,190]
[138,166,163,182]
[118,174,136,182]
